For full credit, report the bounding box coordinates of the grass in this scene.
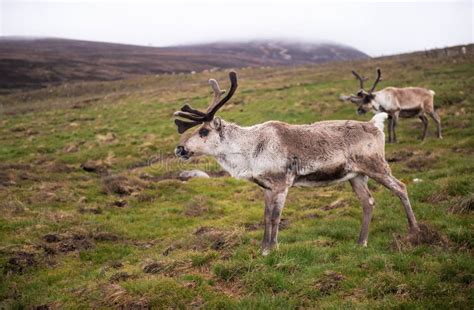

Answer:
[0,51,473,309]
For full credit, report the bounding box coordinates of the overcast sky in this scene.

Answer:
[1,0,472,56]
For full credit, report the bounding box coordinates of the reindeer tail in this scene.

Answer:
[371,112,388,133]
[429,90,436,96]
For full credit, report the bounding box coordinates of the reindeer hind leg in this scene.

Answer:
[428,111,443,139]
[366,171,419,234]
[419,113,429,141]
[349,175,375,246]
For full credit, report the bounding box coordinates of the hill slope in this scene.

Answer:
[0,38,368,92]
[0,48,472,309]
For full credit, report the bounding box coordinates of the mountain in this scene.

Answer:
[0,37,368,92]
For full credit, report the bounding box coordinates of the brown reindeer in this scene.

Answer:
[341,68,442,143]
[174,71,420,255]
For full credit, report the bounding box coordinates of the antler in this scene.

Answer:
[173,71,238,134]
[369,68,382,93]
[351,70,368,89]
[207,78,226,113]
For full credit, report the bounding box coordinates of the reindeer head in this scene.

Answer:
[174,71,238,160]
[341,68,382,115]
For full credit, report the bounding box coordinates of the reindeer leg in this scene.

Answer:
[262,190,274,255]
[428,111,443,139]
[349,175,375,247]
[367,172,419,234]
[392,112,399,143]
[262,189,288,256]
[387,115,393,143]
[419,113,429,141]
[269,189,288,251]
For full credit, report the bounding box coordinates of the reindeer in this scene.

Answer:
[340,68,442,143]
[174,71,420,255]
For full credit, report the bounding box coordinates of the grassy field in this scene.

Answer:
[0,51,473,309]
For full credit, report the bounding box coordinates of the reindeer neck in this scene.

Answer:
[214,122,260,179]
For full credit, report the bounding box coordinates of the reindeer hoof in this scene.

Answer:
[357,240,368,247]
[261,248,271,256]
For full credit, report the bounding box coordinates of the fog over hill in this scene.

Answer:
[0,37,368,92]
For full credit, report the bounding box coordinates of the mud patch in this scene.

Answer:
[391,223,450,251]
[110,199,129,208]
[3,251,37,274]
[405,151,437,172]
[386,150,414,162]
[313,271,345,295]
[102,175,147,196]
[81,160,109,175]
[40,232,94,255]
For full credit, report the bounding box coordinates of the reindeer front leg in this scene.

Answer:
[262,188,288,256]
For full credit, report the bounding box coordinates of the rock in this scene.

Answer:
[178,170,210,181]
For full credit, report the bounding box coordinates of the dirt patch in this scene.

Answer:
[313,271,345,295]
[81,160,110,175]
[0,163,37,187]
[321,199,347,211]
[108,261,124,269]
[79,206,103,214]
[40,232,94,255]
[244,222,261,231]
[405,151,437,172]
[110,199,129,208]
[3,251,37,274]
[102,174,147,196]
[0,171,16,187]
[386,150,414,162]
[391,223,450,251]
[448,194,474,214]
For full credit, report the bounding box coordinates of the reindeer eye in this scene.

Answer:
[199,128,209,137]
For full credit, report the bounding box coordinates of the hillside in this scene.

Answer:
[0,38,368,93]
[0,48,473,308]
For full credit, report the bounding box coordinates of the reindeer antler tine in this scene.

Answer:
[175,119,201,134]
[173,111,206,122]
[369,68,382,93]
[181,104,207,117]
[351,70,368,89]
[209,79,226,95]
[206,71,238,117]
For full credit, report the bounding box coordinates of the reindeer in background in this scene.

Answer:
[341,68,442,143]
[173,71,420,255]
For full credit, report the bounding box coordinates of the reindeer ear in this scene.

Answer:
[211,117,222,131]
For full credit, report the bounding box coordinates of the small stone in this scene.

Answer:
[178,170,210,181]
